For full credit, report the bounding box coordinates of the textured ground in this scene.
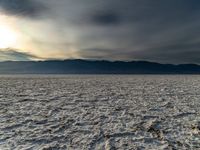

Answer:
[0,75,200,150]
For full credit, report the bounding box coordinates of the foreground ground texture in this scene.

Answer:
[0,75,200,150]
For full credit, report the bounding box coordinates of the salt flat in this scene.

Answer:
[0,75,200,150]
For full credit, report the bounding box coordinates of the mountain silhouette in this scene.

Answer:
[0,59,200,74]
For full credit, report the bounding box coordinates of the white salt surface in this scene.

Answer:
[0,75,200,150]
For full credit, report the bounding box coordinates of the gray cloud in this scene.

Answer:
[0,0,47,17]
[79,48,119,60]
[90,11,121,25]
[2,0,200,64]
[75,0,200,64]
[0,49,41,61]
[34,0,200,64]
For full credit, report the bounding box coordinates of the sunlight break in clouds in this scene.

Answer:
[0,24,17,49]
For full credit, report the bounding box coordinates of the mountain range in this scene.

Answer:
[0,59,200,74]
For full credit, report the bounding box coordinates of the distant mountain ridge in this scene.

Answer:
[0,59,200,74]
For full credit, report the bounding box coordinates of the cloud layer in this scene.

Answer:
[0,49,40,61]
[0,0,46,17]
[1,0,200,63]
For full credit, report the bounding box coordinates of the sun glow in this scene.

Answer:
[0,25,17,49]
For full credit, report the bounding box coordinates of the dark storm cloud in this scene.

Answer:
[3,0,200,63]
[0,49,40,61]
[90,11,121,25]
[0,0,46,17]
[72,0,200,64]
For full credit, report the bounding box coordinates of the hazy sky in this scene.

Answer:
[0,0,200,63]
